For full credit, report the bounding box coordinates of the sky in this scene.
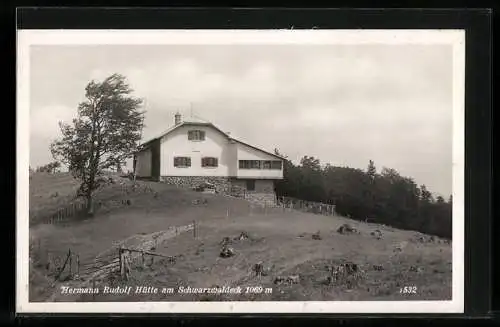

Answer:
[29,44,453,197]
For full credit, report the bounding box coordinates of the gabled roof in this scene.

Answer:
[136,119,286,160]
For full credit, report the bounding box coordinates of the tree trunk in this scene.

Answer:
[86,193,94,217]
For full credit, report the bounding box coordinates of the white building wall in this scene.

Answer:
[135,149,152,177]
[160,125,235,177]
[236,142,283,179]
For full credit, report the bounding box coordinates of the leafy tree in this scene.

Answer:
[36,161,61,173]
[51,73,145,215]
[420,184,433,203]
[298,156,324,201]
[367,160,377,181]
[273,150,452,238]
[300,156,321,171]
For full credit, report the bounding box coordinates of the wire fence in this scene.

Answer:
[275,196,337,216]
[36,177,156,226]
[41,199,88,225]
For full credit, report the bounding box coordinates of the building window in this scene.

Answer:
[239,160,282,170]
[201,157,218,168]
[239,160,261,169]
[188,130,206,141]
[246,180,255,191]
[271,160,282,170]
[174,156,191,167]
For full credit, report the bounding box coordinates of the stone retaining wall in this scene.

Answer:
[161,176,279,206]
[160,176,231,194]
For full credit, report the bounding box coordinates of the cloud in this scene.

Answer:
[30,104,75,137]
[29,105,76,167]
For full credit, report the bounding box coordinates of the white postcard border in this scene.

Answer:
[17,29,465,314]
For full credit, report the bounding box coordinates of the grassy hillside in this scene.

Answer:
[28,173,452,302]
[29,172,81,224]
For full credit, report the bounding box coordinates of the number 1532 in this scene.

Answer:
[400,286,417,294]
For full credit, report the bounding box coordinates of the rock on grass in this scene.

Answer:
[337,224,358,235]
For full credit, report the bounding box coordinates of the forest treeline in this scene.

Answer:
[273,150,452,239]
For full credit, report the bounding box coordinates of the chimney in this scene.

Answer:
[174,112,181,125]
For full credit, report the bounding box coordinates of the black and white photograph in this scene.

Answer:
[17,29,465,313]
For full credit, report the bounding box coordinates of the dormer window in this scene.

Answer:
[188,130,205,141]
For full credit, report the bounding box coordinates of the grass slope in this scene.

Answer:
[28,173,452,302]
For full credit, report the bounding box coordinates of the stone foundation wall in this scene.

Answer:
[161,176,278,206]
[245,192,278,207]
[161,176,231,194]
[230,178,278,206]
[255,179,275,193]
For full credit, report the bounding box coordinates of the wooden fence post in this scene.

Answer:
[54,249,71,282]
[69,250,72,276]
[92,278,96,301]
[119,247,123,279]
[124,253,130,280]
[193,220,196,239]
[76,254,80,276]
